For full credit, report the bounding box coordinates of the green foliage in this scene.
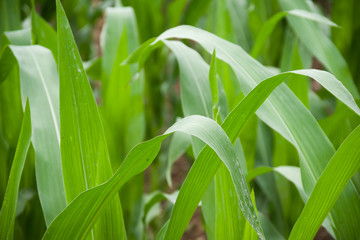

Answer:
[1,0,360,239]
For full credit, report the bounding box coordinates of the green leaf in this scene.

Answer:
[0,45,67,225]
[0,29,31,55]
[251,9,339,59]
[209,49,219,119]
[289,124,360,240]
[161,68,359,239]
[163,40,212,117]
[248,166,307,201]
[0,29,30,210]
[163,38,243,240]
[278,0,359,99]
[101,7,141,83]
[166,130,191,187]
[0,0,21,36]
[214,164,244,239]
[156,221,169,240]
[31,11,58,61]
[84,57,102,80]
[101,7,145,165]
[0,29,31,81]
[143,191,179,222]
[150,26,360,238]
[99,8,145,238]
[0,100,31,240]
[248,164,336,237]
[258,212,285,240]
[56,0,125,238]
[42,115,252,239]
[280,30,309,108]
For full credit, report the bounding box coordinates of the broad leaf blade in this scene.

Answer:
[151,26,360,238]
[56,0,125,238]
[1,45,67,225]
[42,115,247,239]
[161,68,359,239]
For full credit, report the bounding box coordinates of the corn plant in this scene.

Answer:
[1,0,360,239]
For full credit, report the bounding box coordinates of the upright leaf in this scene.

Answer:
[290,125,360,240]
[0,29,30,206]
[165,39,244,239]
[56,0,125,238]
[31,10,58,61]
[209,49,220,119]
[100,7,145,238]
[0,101,31,240]
[1,45,67,225]
[0,0,21,36]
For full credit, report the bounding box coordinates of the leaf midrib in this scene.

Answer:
[28,48,60,143]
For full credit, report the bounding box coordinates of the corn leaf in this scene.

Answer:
[209,49,219,118]
[0,29,30,209]
[163,39,242,240]
[42,115,250,239]
[100,8,145,238]
[161,69,359,239]
[0,0,21,35]
[0,45,67,225]
[290,124,360,239]
[56,0,125,238]
[163,40,212,117]
[150,26,360,238]
[31,11,58,61]
[129,25,360,237]
[168,37,244,239]
[101,6,145,165]
[166,131,191,187]
[0,100,31,240]
[278,0,359,98]
[251,9,338,59]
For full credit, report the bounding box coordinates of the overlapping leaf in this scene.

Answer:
[290,124,360,239]
[148,26,360,238]
[42,115,249,239]
[0,44,66,225]
[56,0,125,238]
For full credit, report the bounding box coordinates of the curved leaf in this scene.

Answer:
[251,9,338,59]
[42,115,254,239]
[278,0,359,98]
[150,26,360,238]
[162,68,359,239]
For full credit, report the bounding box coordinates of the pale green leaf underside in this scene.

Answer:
[0,45,66,225]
